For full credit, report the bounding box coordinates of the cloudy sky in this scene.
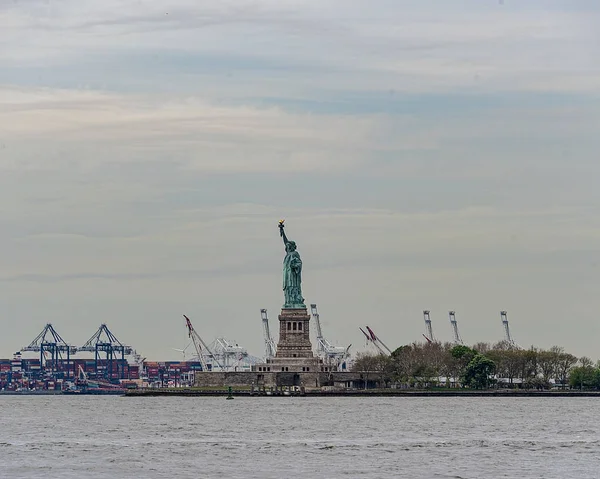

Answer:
[1,0,599,361]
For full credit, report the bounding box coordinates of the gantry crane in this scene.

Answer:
[423,310,435,343]
[183,314,222,371]
[500,311,519,348]
[80,324,132,380]
[310,304,351,369]
[311,304,325,354]
[21,324,77,377]
[260,309,277,359]
[448,311,463,345]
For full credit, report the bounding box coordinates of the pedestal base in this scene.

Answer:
[275,308,313,359]
[251,306,324,381]
[263,356,322,373]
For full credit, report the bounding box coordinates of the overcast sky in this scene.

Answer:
[1,0,599,361]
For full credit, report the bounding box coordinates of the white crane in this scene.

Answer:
[449,311,463,345]
[207,338,262,371]
[310,304,351,369]
[423,310,435,343]
[183,315,222,371]
[311,303,325,354]
[500,311,519,348]
[261,309,277,359]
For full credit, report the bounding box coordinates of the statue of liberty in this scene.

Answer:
[278,220,305,308]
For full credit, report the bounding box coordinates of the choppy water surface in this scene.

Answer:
[1,396,599,478]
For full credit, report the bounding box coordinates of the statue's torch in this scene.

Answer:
[278,219,285,237]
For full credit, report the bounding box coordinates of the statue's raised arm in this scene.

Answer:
[278,219,289,245]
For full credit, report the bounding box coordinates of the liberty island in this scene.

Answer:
[191,220,353,390]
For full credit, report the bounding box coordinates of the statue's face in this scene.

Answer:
[286,241,296,252]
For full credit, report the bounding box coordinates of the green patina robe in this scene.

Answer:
[283,247,304,308]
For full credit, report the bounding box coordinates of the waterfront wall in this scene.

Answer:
[193,371,363,389]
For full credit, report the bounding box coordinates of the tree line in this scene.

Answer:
[351,340,600,390]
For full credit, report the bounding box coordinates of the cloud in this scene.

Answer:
[2,84,597,181]
[0,85,438,176]
[2,0,599,94]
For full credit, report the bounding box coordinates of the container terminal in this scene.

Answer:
[0,304,348,393]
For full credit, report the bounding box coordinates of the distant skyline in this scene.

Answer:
[1,1,599,360]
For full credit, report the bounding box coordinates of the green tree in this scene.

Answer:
[569,357,596,389]
[592,368,600,390]
[451,345,476,361]
[411,363,437,388]
[449,345,477,387]
[569,366,596,389]
[464,354,497,389]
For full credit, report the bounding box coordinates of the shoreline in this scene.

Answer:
[3,389,600,397]
[123,388,600,398]
[0,389,123,396]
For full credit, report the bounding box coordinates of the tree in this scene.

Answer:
[464,354,497,389]
[520,347,539,388]
[580,356,594,369]
[440,342,462,387]
[411,363,438,388]
[451,345,476,361]
[569,366,596,389]
[569,357,596,390]
[593,368,600,390]
[389,345,415,385]
[354,340,586,391]
[472,342,491,354]
[537,346,563,385]
[421,341,446,381]
[556,353,578,389]
[372,353,393,388]
[449,345,477,387]
[352,353,390,389]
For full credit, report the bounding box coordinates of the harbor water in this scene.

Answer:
[1,396,599,478]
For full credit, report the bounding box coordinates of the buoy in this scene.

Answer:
[226,386,234,400]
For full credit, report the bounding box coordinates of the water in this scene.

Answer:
[1,396,599,478]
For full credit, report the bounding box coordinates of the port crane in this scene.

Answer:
[310,304,351,369]
[207,337,262,371]
[360,326,392,355]
[500,311,519,348]
[261,309,277,359]
[80,324,132,381]
[21,324,77,377]
[448,311,463,345]
[183,314,222,371]
[422,310,435,343]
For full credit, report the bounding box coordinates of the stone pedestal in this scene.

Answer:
[275,308,313,359]
[252,307,322,382]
